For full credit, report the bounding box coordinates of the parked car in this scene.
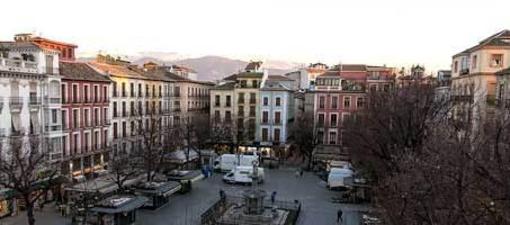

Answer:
[222,166,265,184]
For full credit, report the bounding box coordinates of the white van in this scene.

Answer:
[223,166,265,184]
[327,167,354,190]
[213,154,259,172]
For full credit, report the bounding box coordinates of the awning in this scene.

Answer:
[0,189,15,200]
[31,175,68,190]
[167,170,203,182]
[134,181,181,196]
[165,149,198,164]
[90,196,148,214]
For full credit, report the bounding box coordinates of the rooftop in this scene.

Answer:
[454,30,510,57]
[60,62,111,82]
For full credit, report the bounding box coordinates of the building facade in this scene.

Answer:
[60,61,111,179]
[450,30,510,123]
[257,75,295,157]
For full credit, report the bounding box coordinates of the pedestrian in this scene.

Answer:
[299,168,304,177]
[337,209,343,225]
[219,189,226,200]
[271,191,277,204]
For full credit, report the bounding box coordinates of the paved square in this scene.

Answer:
[0,168,368,225]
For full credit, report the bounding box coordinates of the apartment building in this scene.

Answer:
[285,62,328,90]
[210,62,267,152]
[451,30,510,123]
[60,61,111,179]
[0,34,64,164]
[257,75,295,157]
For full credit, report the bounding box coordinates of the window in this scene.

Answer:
[52,109,58,123]
[130,101,135,116]
[214,110,220,122]
[344,97,351,108]
[131,121,135,136]
[122,102,126,117]
[490,54,503,67]
[249,106,256,116]
[225,111,232,123]
[103,86,107,102]
[94,85,99,102]
[319,96,325,109]
[62,110,67,129]
[249,93,256,104]
[84,109,89,127]
[274,128,280,142]
[73,109,79,128]
[122,83,126,97]
[113,82,117,97]
[472,55,477,69]
[226,95,231,107]
[84,85,89,103]
[84,133,89,151]
[94,108,99,126]
[146,84,149,97]
[317,131,324,144]
[331,96,338,109]
[454,61,458,73]
[113,122,118,139]
[357,97,365,108]
[238,93,245,103]
[113,102,118,117]
[122,121,127,137]
[263,97,268,106]
[329,131,337,145]
[240,80,247,88]
[318,114,325,127]
[262,111,269,123]
[274,111,281,124]
[383,84,390,92]
[252,80,258,88]
[262,128,268,141]
[61,84,67,103]
[215,95,220,106]
[130,83,135,97]
[275,97,281,106]
[342,113,351,125]
[330,114,337,127]
[238,106,244,117]
[72,84,78,103]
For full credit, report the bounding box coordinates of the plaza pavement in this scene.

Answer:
[0,167,369,225]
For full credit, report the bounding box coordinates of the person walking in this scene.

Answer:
[271,191,277,204]
[299,168,304,177]
[337,209,343,225]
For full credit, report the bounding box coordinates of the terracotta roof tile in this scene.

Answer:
[60,62,111,82]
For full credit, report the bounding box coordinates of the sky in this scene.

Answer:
[2,0,510,73]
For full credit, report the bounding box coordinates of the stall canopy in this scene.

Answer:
[90,196,148,214]
[134,181,181,197]
[165,148,198,164]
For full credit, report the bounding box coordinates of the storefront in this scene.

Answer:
[0,189,15,218]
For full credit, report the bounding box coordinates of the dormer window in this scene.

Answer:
[490,54,503,68]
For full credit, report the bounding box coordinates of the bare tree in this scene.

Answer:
[342,83,510,225]
[107,149,138,192]
[290,112,320,170]
[0,136,58,225]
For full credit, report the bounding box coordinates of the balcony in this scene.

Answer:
[48,152,63,162]
[45,124,62,133]
[460,68,470,76]
[0,58,38,73]
[48,97,61,104]
[29,96,41,108]
[9,97,23,111]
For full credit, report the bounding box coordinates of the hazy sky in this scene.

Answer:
[2,0,509,72]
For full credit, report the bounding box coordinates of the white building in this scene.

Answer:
[257,75,295,157]
[0,36,63,163]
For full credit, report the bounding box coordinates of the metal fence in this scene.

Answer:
[201,195,301,225]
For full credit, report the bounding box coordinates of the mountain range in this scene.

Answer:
[131,55,302,81]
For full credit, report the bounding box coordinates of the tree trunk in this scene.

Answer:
[26,199,35,225]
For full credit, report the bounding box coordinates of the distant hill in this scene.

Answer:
[80,53,300,81]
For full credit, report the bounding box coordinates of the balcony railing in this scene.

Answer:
[0,58,38,73]
[9,97,23,110]
[45,124,62,132]
[460,68,470,76]
[48,97,61,104]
